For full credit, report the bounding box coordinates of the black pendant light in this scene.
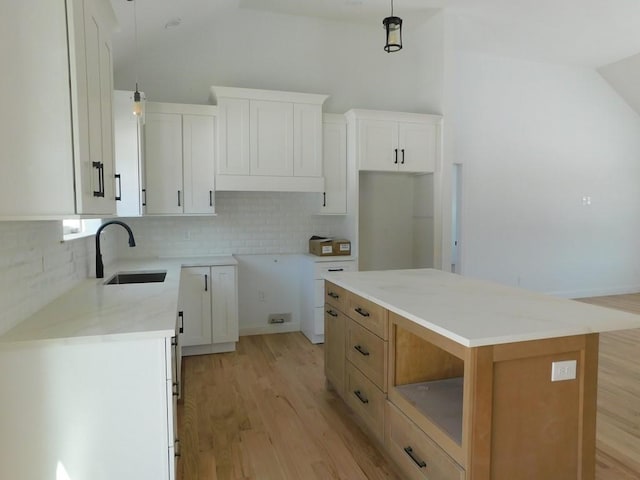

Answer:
[383,0,403,53]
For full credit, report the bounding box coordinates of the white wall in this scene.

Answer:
[448,50,640,297]
[114,8,444,114]
[0,222,118,335]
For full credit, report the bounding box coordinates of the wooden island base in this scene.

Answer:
[325,275,604,480]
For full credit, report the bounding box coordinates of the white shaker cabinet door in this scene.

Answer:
[398,121,436,173]
[217,97,250,175]
[211,265,239,344]
[179,267,213,347]
[320,116,347,214]
[293,103,323,177]
[357,119,398,171]
[250,100,294,176]
[144,112,184,214]
[183,114,215,214]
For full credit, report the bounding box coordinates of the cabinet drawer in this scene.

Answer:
[314,260,357,278]
[346,362,385,443]
[348,292,388,339]
[325,281,349,312]
[347,319,387,392]
[386,402,465,480]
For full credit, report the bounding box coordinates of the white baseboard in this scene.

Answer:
[182,342,236,356]
[240,322,300,336]
[549,285,640,299]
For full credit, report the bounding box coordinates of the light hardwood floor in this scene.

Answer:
[178,294,640,480]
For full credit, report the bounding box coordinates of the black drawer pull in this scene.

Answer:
[404,446,427,469]
[326,309,338,317]
[172,381,179,397]
[328,268,344,272]
[328,292,340,299]
[394,148,398,164]
[401,148,405,164]
[354,390,369,404]
[354,344,370,356]
[355,307,370,317]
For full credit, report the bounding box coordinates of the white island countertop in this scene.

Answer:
[0,256,237,346]
[324,268,640,347]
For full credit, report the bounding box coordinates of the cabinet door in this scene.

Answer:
[179,268,213,347]
[183,114,215,214]
[113,91,142,216]
[71,0,116,215]
[250,100,294,176]
[144,112,184,215]
[358,119,398,171]
[210,265,239,344]
[398,121,437,173]
[293,103,322,177]
[0,1,76,216]
[320,118,347,214]
[217,98,250,175]
[325,306,346,396]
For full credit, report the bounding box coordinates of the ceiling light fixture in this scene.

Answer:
[128,0,144,116]
[383,0,403,53]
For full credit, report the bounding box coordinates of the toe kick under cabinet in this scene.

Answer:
[322,269,622,480]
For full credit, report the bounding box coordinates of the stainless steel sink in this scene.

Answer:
[104,271,167,285]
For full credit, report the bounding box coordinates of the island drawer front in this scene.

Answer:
[325,281,349,312]
[346,362,385,443]
[347,319,387,392]
[386,402,465,480]
[348,292,388,340]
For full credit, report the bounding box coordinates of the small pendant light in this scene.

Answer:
[129,0,144,116]
[383,0,403,53]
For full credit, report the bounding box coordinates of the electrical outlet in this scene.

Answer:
[268,313,291,324]
[551,360,577,382]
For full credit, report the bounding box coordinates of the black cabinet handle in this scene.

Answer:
[142,188,146,206]
[178,311,184,334]
[354,390,369,404]
[209,190,213,207]
[403,447,427,468]
[177,190,181,207]
[171,335,179,395]
[328,292,340,299]
[394,148,398,164]
[92,162,105,197]
[322,192,326,207]
[115,174,122,201]
[354,344,370,356]
[326,309,338,317]
[328,268,344,272]
[172,381,179,397]
[175,439,181,458]
[355,307,370,317]
[401,149,405,164]
[204,274,208,292]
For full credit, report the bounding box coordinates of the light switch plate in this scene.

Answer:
[551,360,577,382]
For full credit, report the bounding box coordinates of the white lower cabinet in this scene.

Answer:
[301,256,357,344]
[0,333,180,480]
[179,264,239,355]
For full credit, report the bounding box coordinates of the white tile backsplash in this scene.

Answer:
[0,221,118,335]
[115,192,350,258]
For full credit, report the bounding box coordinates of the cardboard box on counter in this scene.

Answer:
[332,239,351,256]
[309,237,334,256]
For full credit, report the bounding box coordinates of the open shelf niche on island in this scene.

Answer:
[389,311,466,454]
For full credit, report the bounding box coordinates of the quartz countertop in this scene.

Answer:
[0,256,237,346]
[324,268,640,347]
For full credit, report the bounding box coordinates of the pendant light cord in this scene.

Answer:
[134,0,139,91]
[391,0,394,17]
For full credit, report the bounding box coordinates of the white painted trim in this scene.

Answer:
[211,86,329,105]
[323,113,346,125]
[145,102,218,116]
[216,175,324,192]
[240,322,300,336]
[181,342,236,356]
[345,108,442,124]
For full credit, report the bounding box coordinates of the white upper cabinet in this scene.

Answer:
[0,0,116,218]
[346,109,442,174]
[250,100,294,176]
[319,114,347,215]
[144,102,217,215]
[211,86,328,192]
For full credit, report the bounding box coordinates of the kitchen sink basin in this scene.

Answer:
[104,271,167,285]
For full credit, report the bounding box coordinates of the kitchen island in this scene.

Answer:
[323,269,640,480]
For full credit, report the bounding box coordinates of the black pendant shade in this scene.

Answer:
[383,15,403,52]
